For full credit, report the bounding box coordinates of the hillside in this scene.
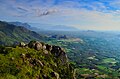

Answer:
[0,41,75,79]
[0,21,47,46]
[29,23,78,31]
[9,22,31,29]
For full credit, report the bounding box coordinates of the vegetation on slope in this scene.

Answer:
[0,41,75,79]
[1,20,120,78]
[0,21,47,46]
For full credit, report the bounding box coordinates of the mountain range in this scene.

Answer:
[0,21,47,46]
[9,22,78,31]
[30,23,78,31]
[9,22,31,29]
[0,20,75,79]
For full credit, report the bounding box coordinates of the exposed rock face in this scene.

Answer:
[18,41,75,79]
[28,41,42,50]
[27,41,68,65]
[51,46,61,57]
[19,42,26,47]
[42,45,46,50]
[28,41,36,48]
[46,44,52,51]
[51,45,68,65]
[43,50,49,54]
[35,42,43,50]
[0,41,75,79]
[19,41,69,65]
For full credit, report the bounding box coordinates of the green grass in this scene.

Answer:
[0,46,74,79]
[102,58,118,64]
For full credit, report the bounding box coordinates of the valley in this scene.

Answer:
[1,20,120,78]
[42,31,120,79]
[1,0,120,79]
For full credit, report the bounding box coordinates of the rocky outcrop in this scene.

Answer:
[0,41,75,79]
[18,41,75,79]
[19,41,68,65]
[51,45,68,65]
[19,42,26,47]
[46,44,52,51]
[28,41,43,50]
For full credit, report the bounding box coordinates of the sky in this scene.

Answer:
[0,0,120,30]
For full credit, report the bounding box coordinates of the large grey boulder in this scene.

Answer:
[28,41,42,50]
[19,42,26,47]
[35,42,42,50]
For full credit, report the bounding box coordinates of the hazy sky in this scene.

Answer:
[0,0,120,30]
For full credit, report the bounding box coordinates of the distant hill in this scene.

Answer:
[9,22,79,32]
[29,23,78,31]
[0,21,47,46]
[9,22,31,29]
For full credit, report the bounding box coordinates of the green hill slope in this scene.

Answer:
[0,41,75,79]
[0,21,46,46]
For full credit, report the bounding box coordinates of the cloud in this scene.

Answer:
[109,0,120,8]
[1,0,120,30]
[0,0,59,17]
[34,6,120,30]
[34,8,58,17]
[17,7,29,12]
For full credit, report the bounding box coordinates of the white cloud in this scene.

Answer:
[1,0,120,30]
[26,6,120,30]
[109,0,120,8]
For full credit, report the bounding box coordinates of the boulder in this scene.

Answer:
[46,44,52,51]
[42,45,46,50]
[28,41,36,48]
[35,42,42,50]
[28,41,42,50]
[19,42,26,47]
[11,57,15,60]
[43,50,49,54]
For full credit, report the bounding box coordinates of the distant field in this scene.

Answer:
[102,58,118,64]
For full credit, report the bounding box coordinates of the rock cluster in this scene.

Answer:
[19,41,68,65]
[28,41,43,50]
[51,45,68,65]
[1,41,75,79]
